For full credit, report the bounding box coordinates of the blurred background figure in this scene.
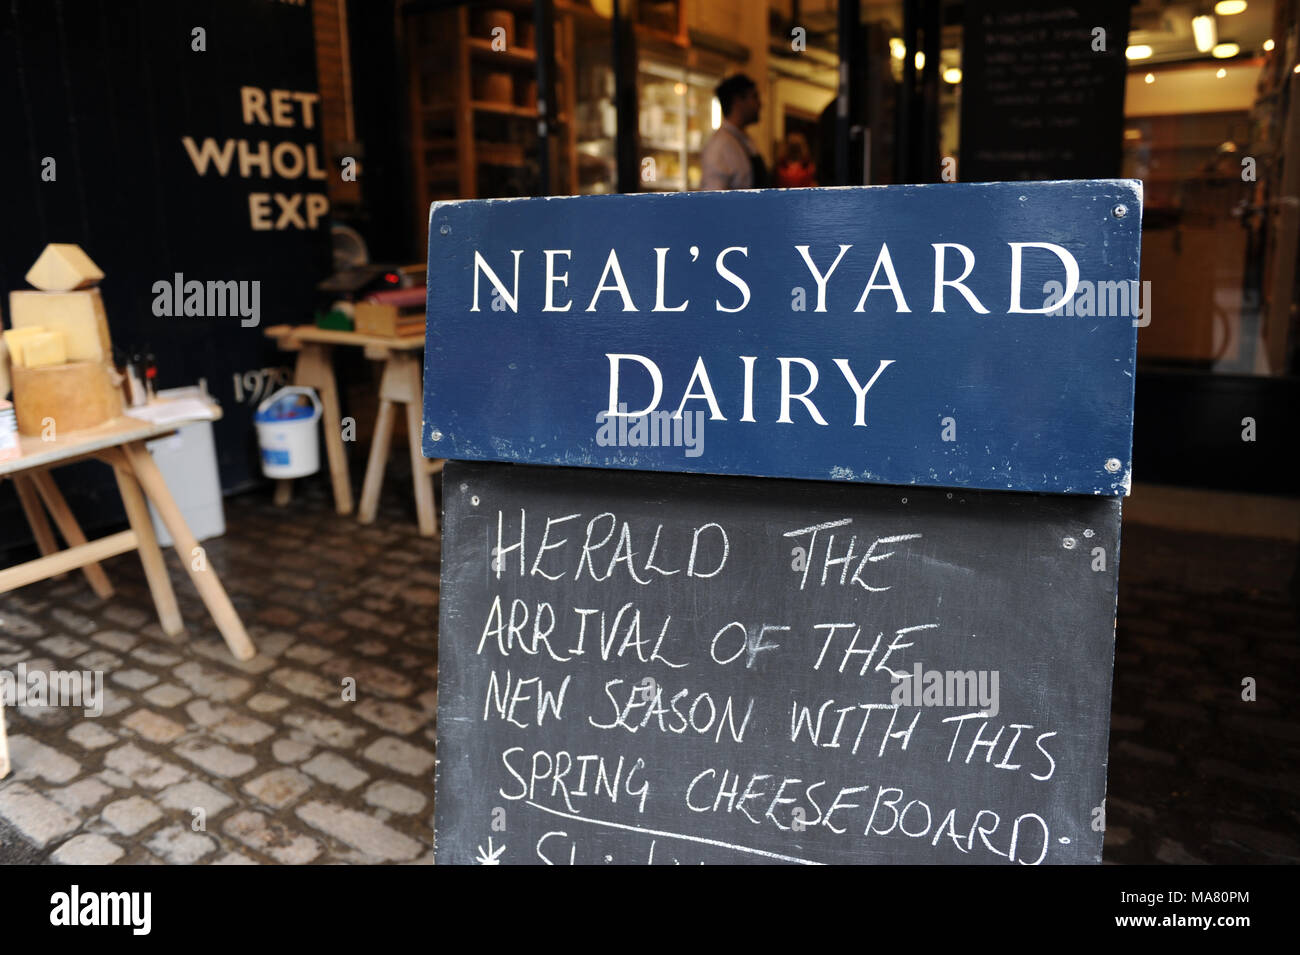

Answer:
[774,132,817,188]
[700,73,765,190]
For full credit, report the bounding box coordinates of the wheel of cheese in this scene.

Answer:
[11,360,122,436]
[0,337,10,399]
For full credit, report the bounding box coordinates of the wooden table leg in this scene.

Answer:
[122,441,256,661]
[273,342,353,514]
[406,397,437,538]
[105,453,183,636]
[12,474,62,577]
[29,471,114,599]
[357,352,436,536]
[273,478,293,506]
[0,698,9,780]
[358,398,397,525]
[300,342,352,515]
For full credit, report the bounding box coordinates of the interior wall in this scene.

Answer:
[685,0,772,162]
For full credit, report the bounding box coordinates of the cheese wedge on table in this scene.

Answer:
[25,243,104,291]
[2,327,49,367]
[8,289,112,362]
[21,331,67,368]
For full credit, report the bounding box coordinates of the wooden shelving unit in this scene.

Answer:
[406,2,578,244]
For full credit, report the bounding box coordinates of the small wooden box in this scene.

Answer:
[354,302,426,339]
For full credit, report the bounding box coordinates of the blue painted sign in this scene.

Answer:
[423,180,1141,495]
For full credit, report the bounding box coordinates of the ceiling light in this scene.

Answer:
[1263,39,1274,51]
[1214,1,1247,14]
[914,51,925,70]
[1144,72,1155,84]
[943,67,962,84]
[1216,67,1227,78]
[890,38,905,60]
[1126,44,1153,60]
[1212,42,1240,58]
[1191,14,1216,53]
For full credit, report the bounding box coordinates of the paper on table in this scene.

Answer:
[125,396,218,425]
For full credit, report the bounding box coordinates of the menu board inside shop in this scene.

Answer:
[959,0,1131,182]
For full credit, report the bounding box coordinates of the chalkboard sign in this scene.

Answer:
[434,461,1120,865]
[423,181,1141,496]
[959,1,1131,182]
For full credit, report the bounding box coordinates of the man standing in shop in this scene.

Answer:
[701,73,767,191]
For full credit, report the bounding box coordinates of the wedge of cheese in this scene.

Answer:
[25,243,104,291]
[2,326,49,367]
[8,289,112,362]
[21,331,67,368]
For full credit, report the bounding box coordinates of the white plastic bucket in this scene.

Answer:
[254,386,322,479]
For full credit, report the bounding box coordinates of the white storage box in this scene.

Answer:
[146,417,226,548]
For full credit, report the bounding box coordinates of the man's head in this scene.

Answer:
[716,73,760,127]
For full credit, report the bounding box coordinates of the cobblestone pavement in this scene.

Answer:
[1,476,439,864]
[1102,522,1299,864]
[1,476,1296,864]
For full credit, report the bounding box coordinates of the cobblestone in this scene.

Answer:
[364,780,426,815]
[77,649,123,670]
[50,778,113,813]
[185,701,275,746]
[147,825,216,864]
[102,795,164,836]
[301,752,368,791]
[92,630,140,653]
[247,693,289,713]
[133,646,183,668]
[354,699,429,735]
[363,737,435,777]
[172,662,253,702]
[103,744,188,790]
[52,833,124,865]
[123,709,187,744]
[142,683,192,708]
[112,669,160,690]
[295,800,422,861]
[157,780,235,817]
[284,643,334,665]
[36,635,90,658]
[244,769,313,809]
[0,783,80,847]
[272,738,315,763]
[223,810,321,864]
[7,735,81,783]
[174,738,258,778]
[281,710,367,748]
